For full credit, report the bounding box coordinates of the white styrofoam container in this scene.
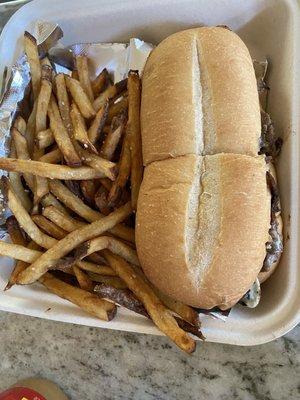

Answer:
[0,0,299,346]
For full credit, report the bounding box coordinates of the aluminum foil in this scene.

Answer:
[0,20,153,229]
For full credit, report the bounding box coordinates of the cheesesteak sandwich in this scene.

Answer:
[136,27,283,310]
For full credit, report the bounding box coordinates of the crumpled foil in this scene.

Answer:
[0,20,153,230]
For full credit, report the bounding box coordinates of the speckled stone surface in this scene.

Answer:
[0,312,299,399]
[0,3,300,399]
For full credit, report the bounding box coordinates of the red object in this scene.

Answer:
[0,387,47,400]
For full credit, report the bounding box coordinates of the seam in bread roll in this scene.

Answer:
[193,37,203,155]
[195,36,216,155]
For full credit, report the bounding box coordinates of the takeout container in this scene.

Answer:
[0,0,299,346]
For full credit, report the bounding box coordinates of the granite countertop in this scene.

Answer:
[0,3,299,400]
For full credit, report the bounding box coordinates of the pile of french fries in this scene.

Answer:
[0,31,203,353]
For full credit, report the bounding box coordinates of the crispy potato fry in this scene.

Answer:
[65,76,95,119]
[100,114,126,160]
[99,178,112,191]
[36,129,54,149]
[4,241,39,290]
[108,129,131,207]
[80,180,97,207]
[127,71,143,210]
[77,260,115,276]
[75,236,139,266]
[41,193,68,216]
[76,55,94,102]
[39,273,117,321]
[73,265,94,291]
[39,147,62,164]
[91,68,109,97]
[48,96,81,166]
[42,205,85,232]
[55,74,73,136]
[14,116,26,134]
[17,201,132,284]
[25,101,37,157]
[0,241,41,263]
[88,273,127,289]
[36,65,52,133]
[88,101,109,145]
[73,142,117,180]
[153,288,200,328]
[72,70,79,80]
[94,284,148,316]
[9,143,32,212]
[70,102,97,153]
[103,251,196,353]
[48,179,134,242]
[6,180,56,249]
[24,31,41,99]
[107,97,128,124]
[93,79,127,112]
[11,128,34,190]
[0,158,108,180]
[31,214,67,240]
[95,186,110,215]
[6,215,26,246]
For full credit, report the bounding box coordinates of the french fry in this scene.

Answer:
[39,273,117,321]
[6,215,26,246]
[39,147,62,164]
[54,74,73,137]
[9,143,32,212]
[74,236,139,266]
[107,97,128,124]
[73,142,117,180]
[103,251,196,353]
[36,129,54,149]
[31,214,67,240]
[36,65,52,133]
[24,31,41,100]
[4,241,39,290]
[73,265,94,291]
[25,101,37,157]
[152,288,200,328]
[93,79,127,112]
[94,284,148,316]
[64,180,84,201]
[0,241,41,263]
[100,113,126,160]
[88,100,109,145]
[65,76,95,119]
[48,179,134,242]
[42,205,85,232]
[91,68,109,97]
[95,186,110,215]
[70,102,97,153]
[11,128,34,190]
[0,158,109,180]
[108,129,131,207]
[99,178,112,191]
[48,96,81,166]
[5,180,56,249]
[76,55,94,102]
[87,273,126,289]
[41,193,68,216]
[77,260,115,276]
[17,201,132,284]
[80,180,97,207]
[14,116,26,135]
[72,70,79,80]
[75,143,117,180]
[127,71,143,210]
